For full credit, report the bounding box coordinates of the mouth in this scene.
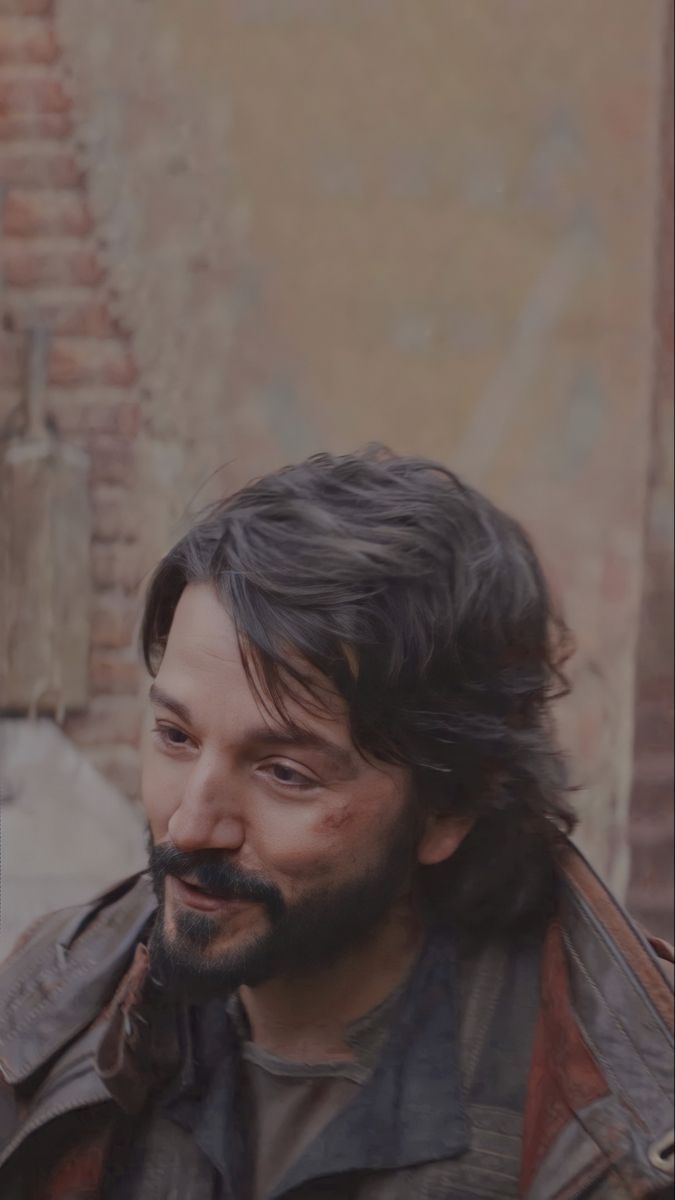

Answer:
[169,875,253,914]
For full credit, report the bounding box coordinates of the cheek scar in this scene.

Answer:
[320,805,354,832]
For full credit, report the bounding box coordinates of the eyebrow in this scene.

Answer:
[149,683,192,725]
[148,683,358,774]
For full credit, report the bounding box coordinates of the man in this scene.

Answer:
[0,447,672,1199]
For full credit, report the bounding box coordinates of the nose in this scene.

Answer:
[167,755,246,853]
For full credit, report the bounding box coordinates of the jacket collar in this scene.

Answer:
[0,873,157,1087]
[521,846,675,1199]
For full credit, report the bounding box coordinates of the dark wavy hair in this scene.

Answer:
[141,446,576,938]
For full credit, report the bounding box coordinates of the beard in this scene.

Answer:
[145,805,422,1004]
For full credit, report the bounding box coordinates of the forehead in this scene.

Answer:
[161,582,248,673]
[156,582,347,735]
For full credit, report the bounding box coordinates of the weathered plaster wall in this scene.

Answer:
[2,0,671,918]
[628,13,674,940]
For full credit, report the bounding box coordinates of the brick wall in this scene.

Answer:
[627,13,674,942]
[0,0,142,795]
[1,0,672,937]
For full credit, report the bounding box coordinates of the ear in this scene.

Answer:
[416,813,474,867]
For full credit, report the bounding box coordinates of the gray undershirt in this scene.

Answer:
[230,984,405,1200]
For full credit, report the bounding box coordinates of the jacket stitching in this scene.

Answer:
[4,954,104,1039]
[562,932,672,1111]
[567,887,675,1041]
[2,898,154,1037]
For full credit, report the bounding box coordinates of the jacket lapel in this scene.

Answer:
[0,873,157,1087]
[0,874,159,1175]
[522,845,675,1199]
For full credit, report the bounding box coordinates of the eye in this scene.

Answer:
[152,723,193,751]
[261,761,318,790]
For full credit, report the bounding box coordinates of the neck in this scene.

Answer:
[238,900,424,1062]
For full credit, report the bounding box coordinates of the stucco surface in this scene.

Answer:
[51,0,669,890]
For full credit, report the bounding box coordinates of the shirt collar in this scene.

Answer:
[227,968,407,1075]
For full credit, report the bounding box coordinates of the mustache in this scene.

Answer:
[149,841,285,918]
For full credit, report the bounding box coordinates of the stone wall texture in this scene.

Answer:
[1,0,673,936]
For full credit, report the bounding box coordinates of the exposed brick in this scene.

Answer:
[84,743,140,801]
[0,17,58,64]
[57,299,116,338]
[65,693,142,747]
[4,288,115,336]
[629,25,674,943]
[629,833,675,895]
[90,651,141,696]
[81,433,135,486]
[631,750,675,785]
[627,891,675,942]
[48,337,137,387]
[0,330,23,383]
[0,71,68,114]
[92,542,142,593]
[0,1,53,14]
[627,773,675,825]
[3,188,91,236]
[633,698,674,754]
[48,393,140,439]
[630,809,675,849]
[0,111,70,138]
[0,143,81,186]
[0,1,147,783]
[91,591,140,647]
[91,485,139,544]
[3,240,102,286]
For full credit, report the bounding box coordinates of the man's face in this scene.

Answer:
[142,583,419,1001]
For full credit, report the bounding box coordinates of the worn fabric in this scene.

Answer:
[243,1057,360,1200]
[230,983,404,1200]
[0,842,673,1199]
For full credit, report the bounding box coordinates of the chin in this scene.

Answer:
[172,908,266,960]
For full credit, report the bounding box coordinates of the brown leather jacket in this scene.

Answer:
[0,842,672,1199]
